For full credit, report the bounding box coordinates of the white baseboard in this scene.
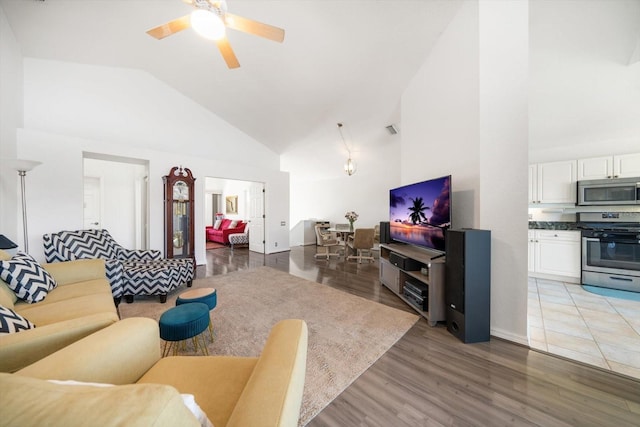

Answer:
[529,272,580,284]
[490,328,529,346]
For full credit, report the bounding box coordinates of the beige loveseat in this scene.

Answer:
[0,317,308,427]
[0,250,119,372]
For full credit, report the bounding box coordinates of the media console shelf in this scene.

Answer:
[379,243,445,326]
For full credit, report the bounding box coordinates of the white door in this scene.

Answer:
[83,177,102,229]
[249,182,265,253]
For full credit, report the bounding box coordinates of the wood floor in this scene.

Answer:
[205,246,640,427]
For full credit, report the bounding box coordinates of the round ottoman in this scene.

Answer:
[159,302,210,356]
[176,288,217,343]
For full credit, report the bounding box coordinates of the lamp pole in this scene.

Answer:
[18,170,29,253]
[2,159,42,253]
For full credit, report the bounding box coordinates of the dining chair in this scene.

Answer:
[347,228,375,263]
[314,225,341,260]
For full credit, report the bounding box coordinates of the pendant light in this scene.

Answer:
[338,123,357,176]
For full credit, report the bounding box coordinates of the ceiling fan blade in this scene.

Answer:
[216,37,240,69]
[146,15,191,40]
[225,13,285,43]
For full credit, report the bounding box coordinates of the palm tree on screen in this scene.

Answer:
[408,197,430,224]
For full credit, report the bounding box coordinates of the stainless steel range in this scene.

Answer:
[578,212,640,292]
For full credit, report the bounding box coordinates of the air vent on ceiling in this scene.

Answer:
[386,124,398,135]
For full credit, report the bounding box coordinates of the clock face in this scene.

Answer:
[173,181,189,201]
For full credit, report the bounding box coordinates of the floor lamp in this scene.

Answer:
[10,160,42,253]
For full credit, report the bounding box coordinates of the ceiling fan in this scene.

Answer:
[146,0,285,69]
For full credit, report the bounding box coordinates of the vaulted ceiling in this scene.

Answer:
[1,0,463,154]
[2,0,639,156]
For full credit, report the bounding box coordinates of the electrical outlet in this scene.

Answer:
[280,221,286,226]
[275,242,278,247]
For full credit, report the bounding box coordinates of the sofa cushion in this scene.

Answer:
[0,280,17,309]
[0,305,36,334]
[15,284,115,327]
[0,250,11,261]
[46,380,213,427]
[138,355,258,427]
[213,219,222,230]
[229,220,238,228]
[0,252,57,303]
[0,373,200,427]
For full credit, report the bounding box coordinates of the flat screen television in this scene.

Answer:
[389,175,451,253]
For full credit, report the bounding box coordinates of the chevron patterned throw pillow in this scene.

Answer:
[0,305,36,334]
[0,252,57,303]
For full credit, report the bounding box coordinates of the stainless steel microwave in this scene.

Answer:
[577,177,640,206]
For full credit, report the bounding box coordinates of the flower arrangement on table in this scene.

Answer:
[345,211,359,231]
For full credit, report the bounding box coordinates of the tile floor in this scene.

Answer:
[528,277,640,380]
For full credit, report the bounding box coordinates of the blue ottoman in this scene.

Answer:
[159,302,210,356]
[176,288,217,342]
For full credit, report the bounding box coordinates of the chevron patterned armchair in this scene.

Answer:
[43,229,193,304]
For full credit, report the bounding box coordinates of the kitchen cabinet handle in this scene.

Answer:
[614,175,619,178]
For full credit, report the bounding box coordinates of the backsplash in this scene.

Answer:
[528,221,580,230]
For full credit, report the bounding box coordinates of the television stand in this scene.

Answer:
[379,243,446,326]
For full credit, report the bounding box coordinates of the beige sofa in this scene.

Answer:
[0,250,119,372]
[1,317,308,427]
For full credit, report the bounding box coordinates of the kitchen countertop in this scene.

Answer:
[528,221,581,230]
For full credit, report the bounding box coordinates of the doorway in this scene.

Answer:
[83,153,149,249]
[204,177,265,254]
[83,176,102,229]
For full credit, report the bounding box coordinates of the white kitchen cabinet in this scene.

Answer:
[529,160,577,204]
[577,153,640,180]
[613,153,640,178]
[528,230,581,280]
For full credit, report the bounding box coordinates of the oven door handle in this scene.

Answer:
[608,276,633,282]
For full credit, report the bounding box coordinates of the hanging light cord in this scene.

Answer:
[337,123,352,157]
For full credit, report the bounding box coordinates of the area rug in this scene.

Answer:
[583,284,640,302]
[118,266,418,426]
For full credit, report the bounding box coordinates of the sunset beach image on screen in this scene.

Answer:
[389,175,451,252]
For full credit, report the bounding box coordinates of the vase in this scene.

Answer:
[349,221,354,232]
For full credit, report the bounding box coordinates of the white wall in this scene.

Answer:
[401,1,480,232]
[401,1,529,343]
[0,4,22,243]
[15,59,289,263]
[283,129,401,246]
[529,0,640,163]
[478,0,529,343]
[23,59,279,169]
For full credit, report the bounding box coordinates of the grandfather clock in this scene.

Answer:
[163,166,195,259]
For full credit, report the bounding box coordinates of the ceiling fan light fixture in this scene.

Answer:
[191,9,226,40]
